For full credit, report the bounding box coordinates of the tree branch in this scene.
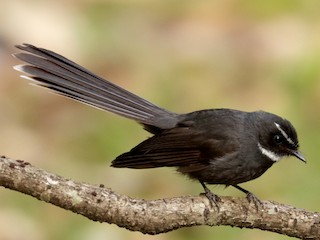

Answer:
[0,156,318,238]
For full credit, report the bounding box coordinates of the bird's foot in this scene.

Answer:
[199,181,221,210]
[232,185,263,211]
[246,192,262,210]
[201,189,221,209]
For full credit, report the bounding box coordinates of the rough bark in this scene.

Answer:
[0,156,319,238]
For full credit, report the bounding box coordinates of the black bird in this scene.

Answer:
[13,43,305,207]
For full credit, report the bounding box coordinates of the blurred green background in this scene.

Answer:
[1,0,319,239]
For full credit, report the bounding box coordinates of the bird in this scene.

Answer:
[13,43,305,208]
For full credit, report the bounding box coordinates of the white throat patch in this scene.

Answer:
[258,142,282,162]
[274,122,294,145]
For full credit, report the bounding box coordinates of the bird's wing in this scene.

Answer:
[111,126,239,169]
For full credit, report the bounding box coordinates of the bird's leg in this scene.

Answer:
[199,181,221,209]
[232,185,262,209]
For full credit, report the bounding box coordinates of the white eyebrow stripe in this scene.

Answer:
[274,122,295,145]
[258,143,282,162]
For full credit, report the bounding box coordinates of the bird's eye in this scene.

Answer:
[273,135,284,145]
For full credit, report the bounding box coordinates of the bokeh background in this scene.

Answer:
[1,1,319,239]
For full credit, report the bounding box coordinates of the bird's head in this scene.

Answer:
[254,111,305,163]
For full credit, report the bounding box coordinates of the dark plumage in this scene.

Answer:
[13,44,305,207]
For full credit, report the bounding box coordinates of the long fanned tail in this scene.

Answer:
[13,44,178,131]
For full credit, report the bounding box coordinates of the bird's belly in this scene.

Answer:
[179,158,273,185]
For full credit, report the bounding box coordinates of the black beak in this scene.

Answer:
[291,150,306,163]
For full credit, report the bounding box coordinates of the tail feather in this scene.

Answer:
[13,44,178,130]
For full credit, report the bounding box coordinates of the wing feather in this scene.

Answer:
[111,127,229,169]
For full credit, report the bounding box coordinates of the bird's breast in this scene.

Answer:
[181,153,273,185]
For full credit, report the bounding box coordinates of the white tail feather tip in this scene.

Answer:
[13,64,26,72]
